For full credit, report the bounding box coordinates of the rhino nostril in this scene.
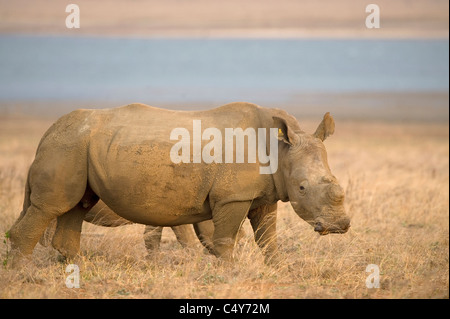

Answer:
[339,217,351,231]
[314,223,324,233]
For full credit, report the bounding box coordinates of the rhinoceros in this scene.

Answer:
[8,102,350,266]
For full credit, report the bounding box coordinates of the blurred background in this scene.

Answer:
[0,0,448,121]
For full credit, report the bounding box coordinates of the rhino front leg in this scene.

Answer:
[212,201,251,261]
[248,203,279,264]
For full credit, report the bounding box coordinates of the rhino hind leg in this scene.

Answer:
[52,187,99,259]
[39,218,57,247]
[193,220,215,254]
[9,184,95,266]
[9,161,89,264]
[171,225,200,249]
[143,225,163,252]
[51,206,89,260]
[9,204,58,264]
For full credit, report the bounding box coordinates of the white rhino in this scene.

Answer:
[9,102,350,265]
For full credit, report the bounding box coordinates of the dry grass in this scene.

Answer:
[0,112,448,299]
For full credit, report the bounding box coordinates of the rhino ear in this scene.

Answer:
[314,112,335,141]
[273,116,299,146]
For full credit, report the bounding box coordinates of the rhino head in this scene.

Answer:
[273,112,350,235]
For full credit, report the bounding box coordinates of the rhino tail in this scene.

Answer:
[12,169,32,225]
[7,169,33,240]
[22,170,32,214]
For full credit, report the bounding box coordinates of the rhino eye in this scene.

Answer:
[299,181,308,194]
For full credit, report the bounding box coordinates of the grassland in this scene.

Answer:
[0,106,448,299]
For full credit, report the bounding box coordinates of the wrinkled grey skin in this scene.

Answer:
[8,102,349,266]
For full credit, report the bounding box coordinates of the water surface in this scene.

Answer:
[0,36,448,105]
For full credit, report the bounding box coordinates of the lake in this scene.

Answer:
[0,36,448,105]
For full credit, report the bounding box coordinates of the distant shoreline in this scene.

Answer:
[1,27,448,40]
[1,91,448,123]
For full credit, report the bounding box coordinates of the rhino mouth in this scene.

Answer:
[314,221,350,235]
